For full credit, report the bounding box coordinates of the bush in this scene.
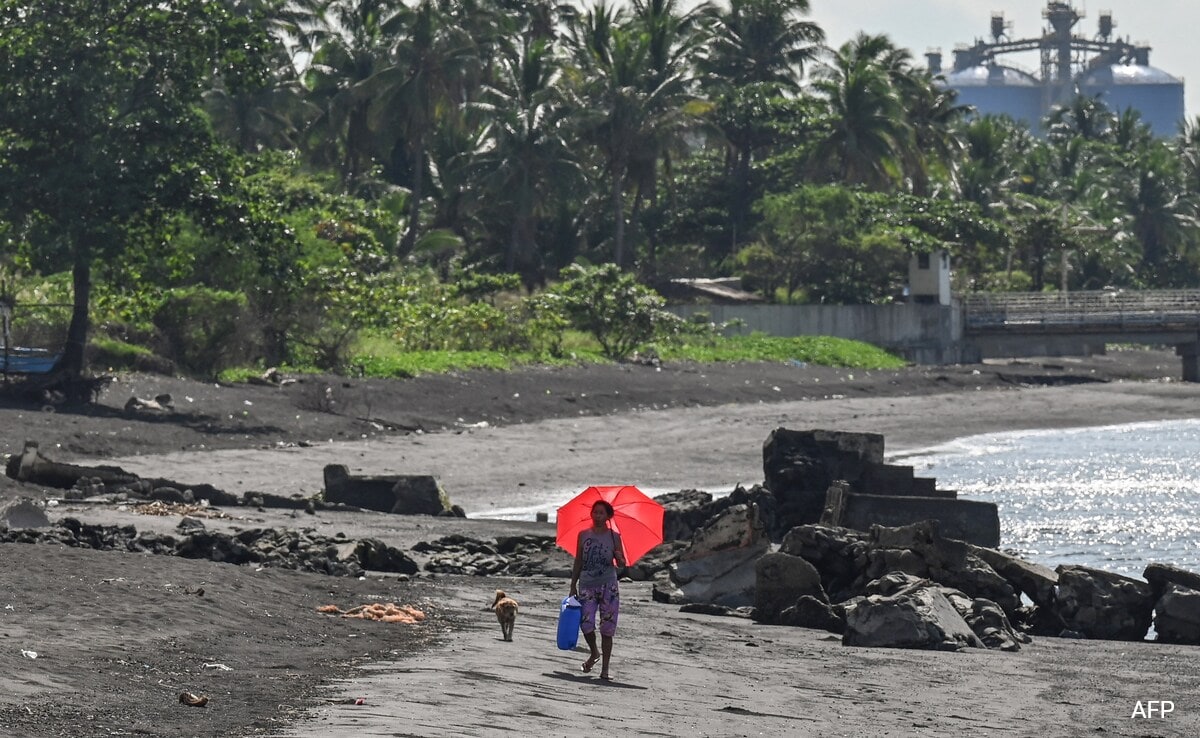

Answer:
[152,286,252,379]
[536,264,684,361]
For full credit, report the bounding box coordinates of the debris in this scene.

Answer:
[21,650,37,659]
[133,500,230,519]
[178,691,209,707]
[316,603,426,624]
[203,663,232,671]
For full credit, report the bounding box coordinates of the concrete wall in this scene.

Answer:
[840,493,1000,548]
[668,302,976,364]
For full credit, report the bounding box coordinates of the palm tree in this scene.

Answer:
[473,35,581,281]
[695,0,823,93]
[1044,94,1115,143]
[808,37,909,189]
[897,73,969,196]
[564,2,700,268]
[626,0,708,274]
[367,0,479,253]
[302,0,407,188]
[204,51,317,153]
[1114,143,1198,285]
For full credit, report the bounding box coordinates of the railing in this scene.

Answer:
[963,289,1200,331]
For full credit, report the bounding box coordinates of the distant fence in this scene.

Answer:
[963,290,1200,331]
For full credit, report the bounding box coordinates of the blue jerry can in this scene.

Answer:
[557,596,582,650]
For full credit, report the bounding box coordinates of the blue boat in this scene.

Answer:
[1,348,60,374]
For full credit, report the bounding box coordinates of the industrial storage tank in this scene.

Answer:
[932,4,1186,138]
[1079,62,1185,137]
[941,64,1044,128]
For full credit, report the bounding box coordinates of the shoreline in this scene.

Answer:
[90,379,1200,518]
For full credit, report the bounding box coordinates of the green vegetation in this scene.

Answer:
[2,0,1199,385]
[661,334,907,369]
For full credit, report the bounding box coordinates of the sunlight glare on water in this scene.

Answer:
[901,420,1200,577]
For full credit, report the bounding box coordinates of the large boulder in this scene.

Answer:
[864,522,1020,614]
[778,595,844,633]
[1053,565,1154,641]
[843,580,985,651]
[942,589,1030,652]
[656,503,770,608]
[780,523,871,603]
[0,497,51,530]
[753,551,827,624]
[1153,584,1200,645]
[969,544,1058,608]
[1143,563,1200,600]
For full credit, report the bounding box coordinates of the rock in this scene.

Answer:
[177,516,206,533]
[667,504,770,608]
[656,488,713,541]
[1143,563,1200,600]
[843,581,985,651]
[679,603,753,618]
[1053,564,1154,641]
[150,487,191,504]
[1153,583,1200,645]
[778,595,845,633]
[753,551,827,624]
[353,537,419,575]
[970,544,1058,608]
[943,590,1030,651]
[0,497,51,530]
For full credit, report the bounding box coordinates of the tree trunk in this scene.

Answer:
[60,252,91,377]
[612,171,626,268]
[401,146,425,254]
[731,145,752,256]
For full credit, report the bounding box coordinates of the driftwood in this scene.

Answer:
[6,441,141,491]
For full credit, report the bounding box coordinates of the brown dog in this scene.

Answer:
[491,589,518,641]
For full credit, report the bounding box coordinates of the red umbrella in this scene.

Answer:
[556,485,664,565]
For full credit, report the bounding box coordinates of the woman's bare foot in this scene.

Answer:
[598,672,611,681]
[582,654,600,673]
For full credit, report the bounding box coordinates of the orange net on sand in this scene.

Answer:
[317,603,426,624]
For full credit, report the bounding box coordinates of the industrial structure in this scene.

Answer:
[927,2,1185,136]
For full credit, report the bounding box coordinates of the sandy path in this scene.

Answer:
[100,381,1200,517]
[277,579,1200,738]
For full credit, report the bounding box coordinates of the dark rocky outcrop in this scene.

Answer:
[1153,584,1200,645]
[1053,565,1155,641]
[1,519,419,576]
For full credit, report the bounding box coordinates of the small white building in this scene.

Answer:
[908,249,951,306]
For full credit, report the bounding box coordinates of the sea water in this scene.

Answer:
[899,419,1200,578]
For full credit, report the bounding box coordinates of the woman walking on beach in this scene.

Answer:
[569,500,626,681]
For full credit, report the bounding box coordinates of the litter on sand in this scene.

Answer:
[316,603,426,624]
